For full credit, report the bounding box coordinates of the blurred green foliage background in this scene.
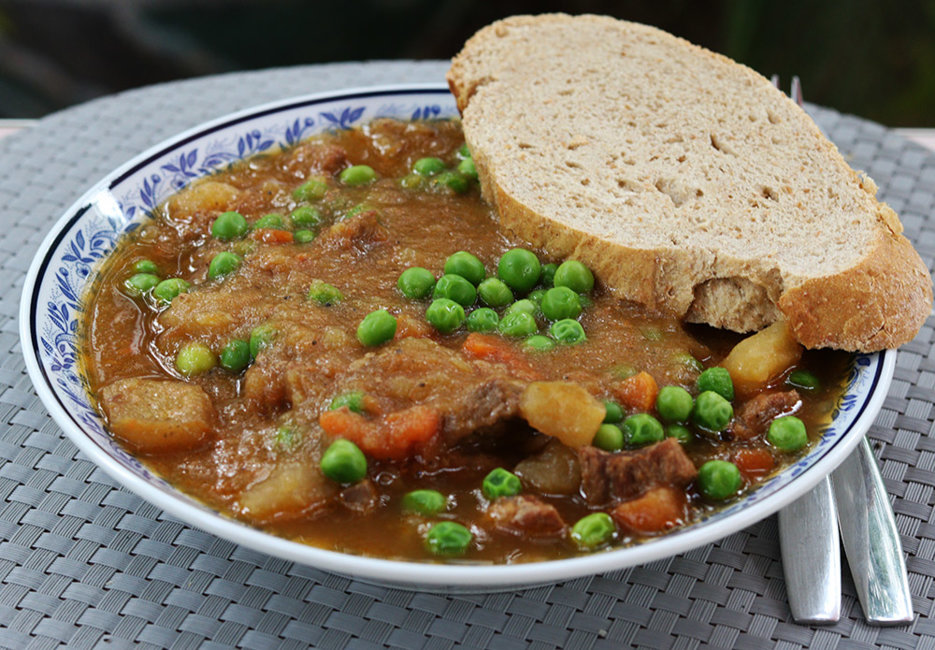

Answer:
[0,0,932,126]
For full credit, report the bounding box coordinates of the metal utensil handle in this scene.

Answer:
[778,477,841,623]
[831,437,914,625]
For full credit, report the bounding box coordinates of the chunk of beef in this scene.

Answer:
[442,379,524,443]
[731,389,801,441]
[319,210,389,252]
[340,479,379,514]
[279,142,348,178]
[579,438,697,506]
[486,495,566,538]
[100,378,215,453]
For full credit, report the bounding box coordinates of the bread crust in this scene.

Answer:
[448,14,933,351]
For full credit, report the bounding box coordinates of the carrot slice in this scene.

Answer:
[462,333,541,380]
[611,486,687,535]
[319,407,370,440]
[612,371,659,412]
[319,405,441,460]
[251,228,294,244]
[732,447,775,480]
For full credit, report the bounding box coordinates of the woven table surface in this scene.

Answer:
[1,61,935,649]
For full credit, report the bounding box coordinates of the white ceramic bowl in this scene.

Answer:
[20,84,894,590]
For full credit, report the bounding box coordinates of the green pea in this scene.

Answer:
[444,251,485,286]
[294,229,316,243]
[152,278,190,304]
[593,423,624,451]
[674,352,704,374]
[767,416,808,451]
[497,248,541,293]
[504,299,536,318]
[665,424,693,444]
[527,288,546,306]
[397,267,435,299]
[339,164,377,186]
[124,273,160,297]
[307,280,343,306]
[482,467,522,500]
[466,307,499,332]
[457,157,477,180]
[211,211,249,240]
[293,176,328,201]
[477,278,514,307]
[571,512,615,549]
[697,460,742,500]
[341,203,368,221]
[253,212,285,230]
[399,173,426,190]
[641,327,664,342]
[540,263,558,287]
[402,489,446,516]
[132,259,160,275]
[611,364,638,380]
[602,400,624,424]
[553,260,594,293]
[498,311,537,337]
[655,386,694,423]
[550,319,586,344]
[413,157,446,176]
[219,339,250,373]
[622,413,665,447]
[276,426,297,449]
[330,391,365,414]
[357,309,397,347]
[424,521,472,556]
[457,143,471,159]
[787,369,820,391]
[691,391,734,433]
[540,286,582,321]
[431,170,469,194]
[175,342,217,377]
[696,367,734,401]
[249,324,276,359]
[320,439,367,483]
[232,239,257,257]
[208,252,241,280]
[425,298,465,334]
[523,335,555,352]
[433,274,477,307]
[290,205,322,227]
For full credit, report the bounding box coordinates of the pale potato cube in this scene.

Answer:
[168,180,241,215]
[721,320,803,396]
[239,462,337,522]
[519,381,605,448]
[100,378,215,453]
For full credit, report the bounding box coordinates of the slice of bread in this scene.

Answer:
[448,14,932,351]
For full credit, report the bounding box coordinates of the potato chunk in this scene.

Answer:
[239,462,337,523]
[168,180,241,215]
[721,320,803,396]
[519,381,604,447]
[99,378,215,453]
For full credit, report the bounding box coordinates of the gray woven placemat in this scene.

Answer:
[1,61,934,649]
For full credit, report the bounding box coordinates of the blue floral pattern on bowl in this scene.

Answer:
[20,84,893,587]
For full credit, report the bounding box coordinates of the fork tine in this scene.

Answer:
[791,75,803,106]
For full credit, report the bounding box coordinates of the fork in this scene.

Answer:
[774,76,914,626]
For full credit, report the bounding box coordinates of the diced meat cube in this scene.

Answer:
[579,438,697,506]
[442,379,524,443]
[731,389,801,440]
[279,142,348,177]
[99,378,215,453]
[319,210,389,252]
[611,486,688,535]
[340,479,379,514]
[486,495,566,538]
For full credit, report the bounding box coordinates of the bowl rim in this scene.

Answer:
[19,82,895,589]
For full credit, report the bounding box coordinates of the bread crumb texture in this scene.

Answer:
[448,14,932,351]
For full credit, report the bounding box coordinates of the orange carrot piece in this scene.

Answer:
[612,371,659,412]
[611,486,687,535]
[320,405,441,460]
[462,333,541,380]
[319,407,370,440]
[251,228,294,244]
[732,447,775,481]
